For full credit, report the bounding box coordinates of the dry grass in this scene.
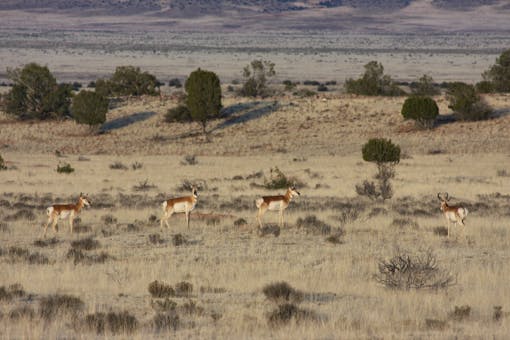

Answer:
[0,95,510,337]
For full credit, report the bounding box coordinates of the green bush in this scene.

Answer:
[71,91,108,127]
[95,66,160,97]
[401,96,439,129]
[4,63,72,119]
[362,138,401,165]
[240,59,275,97]
[185,68,222,137]
[412,74,440,96]
[475,80,494,93]
[446,82,492,121]
[165,105,192,123]
[345,61,404,96]
[482,49,510,92]
[57,162,74,174]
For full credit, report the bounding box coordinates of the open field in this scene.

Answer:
[1,30,509,83]
[1,90,510,337]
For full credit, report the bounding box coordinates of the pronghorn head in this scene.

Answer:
[437,192,450,211]
[79,193,91,207]
[289,186,301,198]
[191,186,199,198]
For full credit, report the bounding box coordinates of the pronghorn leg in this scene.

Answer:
[51,215,59,235]
[43,216,53,238]
[256,206,267,229]
[185,209,190,229]
[69,212,75,234]
[446,218,450,238]
[279,209,284,228]
[160,209,167,230]
[164,210,173,230]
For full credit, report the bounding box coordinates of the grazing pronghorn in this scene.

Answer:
[43,193,91,237]
[256,186,301,228]
[160,186,198,230]
[437,192,469,238]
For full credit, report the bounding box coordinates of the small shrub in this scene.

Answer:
[9,305,35,320]
[172,233,187,246]
[303,80,320,86]
[109,161,128,170]
[165,105,192,123]
[293,89,316,97]
[267,303,319,327]
[375,249,455,290]
[234,218,248,227]
[317,84,328,92]
[497,169,509,177]
[258,224,281,237]
[151,298,177,313]
[362,138,400,165]
[180,300,205,316]
[57,162,74,174]
[296,215,332,235]
[85,311,138,334]
[39,294,85,321]
[71,237,100,251]
[475,80,494,93]
[7,247,48,264]
[101,214,117,225]
[433,226,448,237]
[425,318,448,330]
[5,209,36,221]
[493,306,503,321]
[133,179,157,192]
[148,280,175,298]
[0,154,7,170]
[0,222,9,232]
[0,283,25,301]
[325,232,345,244]
[71,90,108,127]
[446,82,492,121]
[33,237,60,248]
[168,78,182,88]
[149,233,165,245]
[131,161,143,170]
[355,180,380,200]
[263,282,303,304]
[264,167,293,190]
[412,74,440,96]
[391,218,419,229]
[175,281,193,297]
[153,313,180,332]
[448,305,471,321]
[345,61,404,96]
[181,155,198,165]
[401,96,439,129]
[66,249,111,265]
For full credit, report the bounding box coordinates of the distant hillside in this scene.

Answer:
[0,0,502,13]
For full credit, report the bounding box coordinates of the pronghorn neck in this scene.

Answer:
[284,189,293,202]
[75,198,85,212]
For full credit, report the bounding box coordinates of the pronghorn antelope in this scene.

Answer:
[160,186,198,230]
[256,186,301,228]
[437,192,469,238]
[43,193,91,238]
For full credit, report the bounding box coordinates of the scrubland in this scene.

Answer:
[0,91,509,338]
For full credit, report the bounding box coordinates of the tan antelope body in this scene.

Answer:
[256,187,301,228]
[44,194,91,237]
[437,192,469,238]
[160,187,198,230]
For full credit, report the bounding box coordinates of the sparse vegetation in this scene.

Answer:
[39,294,84,321]
[411,74,440,96]
[109,161,128,170]
[263,167,301,190]
[95,66,159,97]
[375,249,455,290]
[345,61,404,96]
[70,237,100,251]
[148,280,176,298]
[181,154,198,165]
[56,162,75,174]
[240,59,275,97]
[165,105,192,123]
[263,282,303,304]
[0,154,7,170]
[296,215,332,235]
[85,311,138,334]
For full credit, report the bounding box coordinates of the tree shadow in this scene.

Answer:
[100,111,156,133]
[434,108,510,127]
[213,100,278,131]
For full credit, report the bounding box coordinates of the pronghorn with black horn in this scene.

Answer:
[437,192,469,238]
[160,186,198,230]
[256,186,301,229]
[43,193,91,238]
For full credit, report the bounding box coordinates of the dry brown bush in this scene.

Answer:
[39,294,84,321]
[263,282,303,304]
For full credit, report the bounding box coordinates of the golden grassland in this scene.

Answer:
[0,93,509,338]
